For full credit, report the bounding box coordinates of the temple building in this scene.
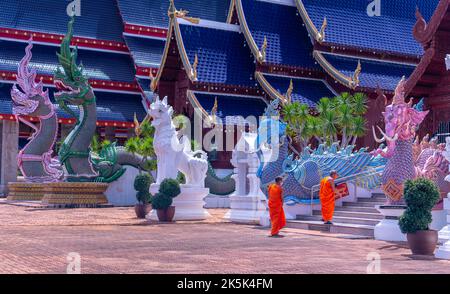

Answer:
[146,0,439,167]
[0,0,445,191]
[405,0,450,142]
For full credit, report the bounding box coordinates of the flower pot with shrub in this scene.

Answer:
[151,179,181,222]
[134,173,152,218]
[399,178,440,255]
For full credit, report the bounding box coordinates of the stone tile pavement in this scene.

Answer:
[0,203,449,274]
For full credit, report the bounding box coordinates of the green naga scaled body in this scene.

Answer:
[54,17,97,181]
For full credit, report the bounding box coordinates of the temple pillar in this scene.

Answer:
[0,120,19,195]
[105,126,115,142]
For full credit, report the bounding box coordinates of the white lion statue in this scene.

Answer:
[148,95,208,187]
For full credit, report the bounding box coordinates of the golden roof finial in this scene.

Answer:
[317,17,327,42]
[133,113,142,137]
[351,60,361,89]
[210,97,218,125]
[168,0,200,24]
[285,79,294,104]
[259,36,268,63]
[192,54,199,81]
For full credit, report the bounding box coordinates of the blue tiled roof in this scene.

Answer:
[0,40,136,82]
[0,0,124,42]
[124,35,165,68]
[322,54,415,91]
[262,74,335,107]
[240,0,319,69]
[194,92,267,121]
[0,83,146,122]
[136,78,154,99]
[117,0,231,28]
[180,24,256,87]
[301,0,440,56]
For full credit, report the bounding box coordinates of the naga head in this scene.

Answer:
[148,95,173,127]
[257,98,287,148]
[11,38,53,118]
[54,17,92,111]
[372,77,428,158]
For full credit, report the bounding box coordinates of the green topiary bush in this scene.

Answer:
[399,178,440,234]
[151,192,173,210]
[134,173,152,204]
[159,178,181,198]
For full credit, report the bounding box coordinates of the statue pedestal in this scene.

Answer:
[224,194,267,224]
[438,197,450,244]
[104,166,140,206]
[41,182,109,208]
[436,196,450,259]
[374,205,407,242]
[7,182,45,201]
[147,184,210,221]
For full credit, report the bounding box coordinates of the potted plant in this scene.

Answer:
[151,179,181,222]
[399,178,440,255]
[134,173,152,218]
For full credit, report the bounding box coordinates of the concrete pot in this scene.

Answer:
[407,230,438,256]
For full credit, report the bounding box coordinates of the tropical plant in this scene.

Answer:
[124,118,157,174]
[399,178,440,234]
[134,173,152,205]
[281,92,368,149]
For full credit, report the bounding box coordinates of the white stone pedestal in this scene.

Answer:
[146,184,211,221]
[224,194,267,224]
[438,197,450,244]
[104,166,140,206]
[374,205,407,242]
[436,196,450,259]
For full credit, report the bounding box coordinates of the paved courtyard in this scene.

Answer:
[0,202,449,274]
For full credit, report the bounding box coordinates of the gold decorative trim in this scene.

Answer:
[151,0,199,91]
[313,51,360,89]
[285,79,294,104]
[255,72,289,105]
[295,0,327,43]
[187,90,214,125]
[235,0,265,63]
[227,0,236,23]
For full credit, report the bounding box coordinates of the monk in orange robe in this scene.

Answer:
[319,170,338,224]
[268,177,286,237]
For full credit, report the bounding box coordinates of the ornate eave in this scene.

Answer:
[413,0,450,48]
[312,51,360,90]
[226,0,236,24]
[255,71,288,104]
[150,1,198,91]
[187,90,211,121]
[235,0,266,64]
[294,0,327,44]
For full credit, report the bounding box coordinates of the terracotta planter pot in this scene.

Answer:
[134,203,152,219]
[406,230,438,255]
[157,206,176,222]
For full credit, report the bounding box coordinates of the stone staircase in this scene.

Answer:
[286,193,386,237]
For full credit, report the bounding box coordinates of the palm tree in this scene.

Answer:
[337,103,353,147]
[349,116,367,146]
[352,92,368,116]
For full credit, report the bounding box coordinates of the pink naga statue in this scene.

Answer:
[372,77,450,205]
[11,38,63,182]
[372,77,429,203]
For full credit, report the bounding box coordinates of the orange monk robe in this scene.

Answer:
[319,177,335,222]
[268,183,286,235]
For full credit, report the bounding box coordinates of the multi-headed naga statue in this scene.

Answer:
[54,17,98,181]
[11,38,63,182]
[372,77,429,203]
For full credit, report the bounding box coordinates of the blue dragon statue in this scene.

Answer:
[256,99,386,206]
